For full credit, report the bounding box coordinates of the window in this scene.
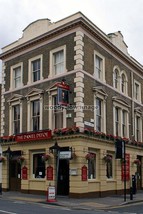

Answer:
[96,98,102,132]
[135,114,142,142]
[8,95,23,135]
[115,107,119,136]
[134,81,141,102]
[113,68,119,89]
[13,105,20,134]
[33,153,45,178]
[121,73,125,93]
[113,98,129,138]
[26,88,43,132]
[94,51,105,81]
[122,110,127,137]
[28,55,43,84]
[31,100,40,131]
[48,86,67,131]
[94,87,107,133]
[10,63,23,90]
[106,155,113,179]
[53,96,63,129]
[32,59,40,82]
[49,46,66,77]
[87,153,96,179]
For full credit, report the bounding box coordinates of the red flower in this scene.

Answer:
[85,153,96,160]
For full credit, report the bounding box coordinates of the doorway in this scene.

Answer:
[57,159,69,195]
[9,159,21,191]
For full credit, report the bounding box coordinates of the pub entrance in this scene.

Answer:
[9,151,21,191]
[57,159,69,195]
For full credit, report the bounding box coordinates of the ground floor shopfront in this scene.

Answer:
[1,130,143,198]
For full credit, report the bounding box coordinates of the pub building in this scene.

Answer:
[0,12,143,198]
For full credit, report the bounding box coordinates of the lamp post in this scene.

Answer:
[49,142,60,196]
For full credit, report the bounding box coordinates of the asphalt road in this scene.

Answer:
[1,196,143,214]
[105,201,143,214]
[0,197,111,214]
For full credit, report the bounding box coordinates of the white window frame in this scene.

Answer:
[94,93,106,133]
[113,66,120,90]
[28,55,43,84]
[134,112,142,142]
[27,94,43,132]
[10,62,23,90]
[31,150,46,179]
[106,153,114,179]
[9,101,22,135]
[48,90,66,131]
[134,80,141,103]
[49,45,66,78]
[120,71,128,95]
[94,51,105,82]
[113,100,129,138]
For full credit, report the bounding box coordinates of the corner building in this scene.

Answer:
[0,12,143,198]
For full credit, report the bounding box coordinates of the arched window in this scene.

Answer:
[113,68,119,89]
[121,71,128,95]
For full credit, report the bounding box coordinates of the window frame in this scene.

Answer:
[134,111,142,142]
[134,80,141,103]
[113,67,120,90]
[27,94,43,132]
[49,45,66,78]
[31,151,46,179]
[113,99,129,138]
[28,55,43,84]
[10,62,23,90]
[94,51,105,82]
[9,100,22,135]
[120,71,128,95]
[94,91,107,133]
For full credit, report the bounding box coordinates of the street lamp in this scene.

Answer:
[49,141,61,196]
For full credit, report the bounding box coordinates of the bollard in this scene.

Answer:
[130,187,133,200]
[0,183,2,195]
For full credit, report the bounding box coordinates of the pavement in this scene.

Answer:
[1,191,143,210]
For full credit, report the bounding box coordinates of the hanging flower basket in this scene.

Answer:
[0,156,6,163]
[85,153,96,160]
[103,154,112,163]
[41,154,50,162]
[16,156,25,165]
[133,159,141,166]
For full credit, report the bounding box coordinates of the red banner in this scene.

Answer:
[22,166,28,180]
[16,130,51,142]
[47,166,53,180]
[81,165,87,181]
[121,154,130,181]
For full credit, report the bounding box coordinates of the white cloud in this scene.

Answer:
[0,0,143,77]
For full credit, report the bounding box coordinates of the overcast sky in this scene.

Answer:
[1,0,143,79]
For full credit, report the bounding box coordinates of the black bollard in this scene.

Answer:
[130,187,133,200]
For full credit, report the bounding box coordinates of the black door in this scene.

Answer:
[57,159,69,195]
[9,160,21,191]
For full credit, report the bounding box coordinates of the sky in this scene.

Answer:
[1,0,143,79]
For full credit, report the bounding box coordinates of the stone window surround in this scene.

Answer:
[10,62,23,90]
[49,45,67,78]
[113,98,130,138]
[94,50,105,82]
[28,54,43,84]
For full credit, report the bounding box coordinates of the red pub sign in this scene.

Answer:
[121,153,130,181]
[16,130,52,142]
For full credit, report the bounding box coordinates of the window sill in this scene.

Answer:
[29,178,46,181]
[88,179,99,183]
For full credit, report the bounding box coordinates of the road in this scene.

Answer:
[1,197,143,214]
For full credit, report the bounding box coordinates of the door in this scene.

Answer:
[9,160,21,191]
[57,159,69,195]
